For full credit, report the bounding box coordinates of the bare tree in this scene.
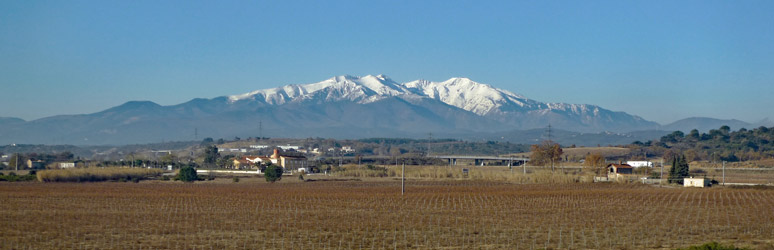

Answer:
[529,141,562,171]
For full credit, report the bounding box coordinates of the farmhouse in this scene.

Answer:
[608,163,633,175]
[232,156,271,169]
[26,159,46,169]
[232,158,250,169]
[684,177,710,188]
[270,149,308,172]
[245,155,271,164]
[58,162,75,169]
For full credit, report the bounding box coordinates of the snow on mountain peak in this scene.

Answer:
[227,74,550,115]
[402,77,535,115]
[228,74,406,104]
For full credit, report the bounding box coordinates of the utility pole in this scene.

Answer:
[194,128,198,141]
[722,161,726,186]
[401,162,405,195]
[523,159,526,174]
[660,158,664,187]
[258,120,263,140]
[546,124,555,172]
[15,154,19,171]
[546,124,552,142]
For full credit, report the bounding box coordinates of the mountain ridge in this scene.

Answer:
[0,74,760,145]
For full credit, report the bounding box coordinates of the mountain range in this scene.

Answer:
[0,75,766,145]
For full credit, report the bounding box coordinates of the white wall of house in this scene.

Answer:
[684,178,709,187]
[59,162,75,168]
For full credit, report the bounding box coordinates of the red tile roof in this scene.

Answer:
[608,163,633,169]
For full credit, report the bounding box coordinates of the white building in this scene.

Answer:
[278,145,300,151]
[684,177,710,188]
[626,161,653,168]
[250,145,268,149]
[58,162,75,169]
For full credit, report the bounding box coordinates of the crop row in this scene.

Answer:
[1,181,773,249]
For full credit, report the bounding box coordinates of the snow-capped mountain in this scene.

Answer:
[403,77,543,115]
[225,75,658,133]
[228,75,411,105]
[0,74,662,145]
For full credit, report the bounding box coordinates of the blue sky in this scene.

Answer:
[1,0,773,124]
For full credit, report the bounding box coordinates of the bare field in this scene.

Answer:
[2,180,774,249]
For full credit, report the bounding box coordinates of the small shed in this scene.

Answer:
[684,177,710,188]
[608,163,633,174]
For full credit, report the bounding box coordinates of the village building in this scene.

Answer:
[608,163,634,175]
[231,158,251,169]
[57,162,75,169]
[26,159,46,169]
[270,149,308,172]
[232,155,271,169]
[278,145,300,151]
[626,161,653,168]
[684,177,710,188]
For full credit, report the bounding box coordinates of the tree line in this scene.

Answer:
[628,125,774,162]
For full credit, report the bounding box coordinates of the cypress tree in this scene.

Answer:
[677,155,690,181]
[668,156,678,184]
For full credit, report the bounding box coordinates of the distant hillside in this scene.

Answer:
[0,117,25,125]
[464,128,669,147]
[662,117,752,132]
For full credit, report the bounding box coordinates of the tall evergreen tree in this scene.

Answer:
[668,155,690,184]
[677,155,690,180]
[668,156,678,184]
[203,145,219,167]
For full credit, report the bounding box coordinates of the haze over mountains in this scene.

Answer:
[0,75,767,145]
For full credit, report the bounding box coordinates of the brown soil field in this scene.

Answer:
[2,180,774,249]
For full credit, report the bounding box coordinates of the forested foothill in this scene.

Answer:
[627,126,774,163]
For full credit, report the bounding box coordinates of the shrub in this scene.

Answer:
[0,174,37,182]
[264,165,283,183]
[177,167,198,182]
[36,168,163,182]
[675,242,749,250]
[233,176,240,183]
